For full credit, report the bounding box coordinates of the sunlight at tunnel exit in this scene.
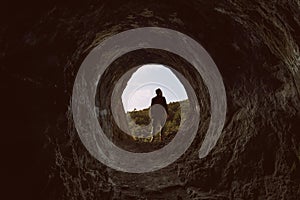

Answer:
[122,64,188,112]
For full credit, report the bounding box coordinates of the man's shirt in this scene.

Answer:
[151,96,169,115]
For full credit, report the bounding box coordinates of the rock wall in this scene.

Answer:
[1,0,300,199]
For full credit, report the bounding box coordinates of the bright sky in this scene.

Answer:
[122,64,188,111]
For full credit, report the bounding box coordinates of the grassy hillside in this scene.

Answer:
[127,99,189,142]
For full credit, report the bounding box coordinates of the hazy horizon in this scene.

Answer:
[122,64,188,112]
[126,98,188,113]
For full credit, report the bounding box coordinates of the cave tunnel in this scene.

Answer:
[1,0,300,199]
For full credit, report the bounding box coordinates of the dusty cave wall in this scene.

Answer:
[2,0,300,199]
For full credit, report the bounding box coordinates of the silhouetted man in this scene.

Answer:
[150,88,169,142]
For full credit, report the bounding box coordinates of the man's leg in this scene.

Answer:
[150,119,162,142]
[157,119,165,142]
[150,119,157,142]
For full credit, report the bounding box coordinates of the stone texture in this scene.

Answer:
[1,0,300,199]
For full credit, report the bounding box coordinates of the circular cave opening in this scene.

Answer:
[95,49,211,153]
[118,63,188,143]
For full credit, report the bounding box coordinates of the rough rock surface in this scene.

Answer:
[1,0,300,199]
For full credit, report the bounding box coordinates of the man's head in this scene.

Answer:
[155,88,162,96]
